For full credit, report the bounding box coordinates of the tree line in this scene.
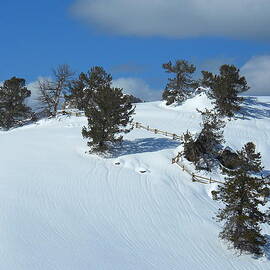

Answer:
[0,60,249,132]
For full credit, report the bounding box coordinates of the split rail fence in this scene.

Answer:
[133,122,224,185]
[172,153,224,185]
[133,122,183,141]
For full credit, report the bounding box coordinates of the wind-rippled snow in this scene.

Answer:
[0,94,269,269]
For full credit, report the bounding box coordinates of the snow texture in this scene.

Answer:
[0,93,270,269]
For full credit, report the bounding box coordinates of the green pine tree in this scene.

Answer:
[197,109,225,156]
[162,60,198,105]
[0,77,32,130]
[66,66,112,110]
[82,86,135,153]
[183,110,225,171]
[212,142,269,256]
[202,65,249,117]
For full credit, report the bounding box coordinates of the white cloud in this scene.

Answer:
[112,77,161,101]
[241,56,270,96]
[25,80,44,111]
[71,0,270,39]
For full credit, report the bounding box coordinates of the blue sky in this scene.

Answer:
[1,0,270,99]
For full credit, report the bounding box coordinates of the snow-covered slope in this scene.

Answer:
[0,94,270,270]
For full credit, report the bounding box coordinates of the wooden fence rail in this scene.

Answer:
[172,153,224,185]
[133,122,224,185]
[133,122,183,141]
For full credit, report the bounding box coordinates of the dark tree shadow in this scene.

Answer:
[263,235,270,260]
[111,137,180,157]
[237,97,270,120]
[262,169,270,178]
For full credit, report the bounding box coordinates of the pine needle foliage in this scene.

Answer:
[67,66,112,111]
[212,142,269,256]
[202,65,249,117]
[162,60,198,105]
[82,86,135,153]
[183,110,225,171]
[0,77,32,129]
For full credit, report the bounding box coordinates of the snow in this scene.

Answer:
[0,94,270,269]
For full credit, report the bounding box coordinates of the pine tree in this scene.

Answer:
[212,142,269,256]
[66,66,112,110]
[202,65,249,117]
[82,86,135,153]
[182,130,203,165]
[183,110,225,171]
[162,60,198,105]
[0,77,32,130]
[197,109,225,156]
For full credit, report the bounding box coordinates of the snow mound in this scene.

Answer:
[160,91,214,113]
[181,92,214,112]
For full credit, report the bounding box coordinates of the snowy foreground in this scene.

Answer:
[0,94,270,270]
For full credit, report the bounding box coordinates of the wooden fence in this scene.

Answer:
[172,153,224,185]
[133,122,224,185]
[133,122,183,141]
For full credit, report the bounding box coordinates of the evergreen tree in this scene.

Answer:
[197,109,225,157]
[66,66,112,110]
[162,60,198,105]
[82,86,135,153]
[202,65,249,117]
[212,142,269,256]
[0,77,32,129]
[183,110,225,170]
[182,130,202,165]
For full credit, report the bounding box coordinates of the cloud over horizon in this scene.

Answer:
[22,55,270,111]
[71,0,270,39]
[112,77,162,101]
[241,55,270,96]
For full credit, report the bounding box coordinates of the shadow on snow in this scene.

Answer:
[263,235,270,261]
[111,137,180,157]
[238,97,270,120]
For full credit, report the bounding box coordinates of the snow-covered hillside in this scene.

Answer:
[0,93,270,270]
